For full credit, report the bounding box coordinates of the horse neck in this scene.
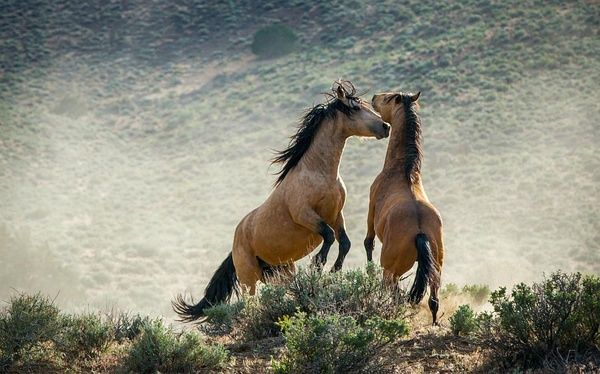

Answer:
[383,115,422,185]
[299,116,347,178]
[383,116,409,171]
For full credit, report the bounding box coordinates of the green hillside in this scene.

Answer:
[1,0,598,325]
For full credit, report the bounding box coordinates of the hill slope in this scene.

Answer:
[0,0,598,321]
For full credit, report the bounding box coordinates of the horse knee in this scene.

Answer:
[318,221,335,246]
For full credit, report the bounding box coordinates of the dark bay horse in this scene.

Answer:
[364,91,444,324]
[173,81,390,322]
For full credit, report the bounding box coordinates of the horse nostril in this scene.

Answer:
[383,122,390,132]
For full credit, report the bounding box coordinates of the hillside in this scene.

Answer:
[1,0,598,329]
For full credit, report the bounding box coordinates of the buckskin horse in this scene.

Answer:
[364,91,444,324]
[173,81,390,322]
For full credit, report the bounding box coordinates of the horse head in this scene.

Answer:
[333,80,390,140]
[372,91,421,124]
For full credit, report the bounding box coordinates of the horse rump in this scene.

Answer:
[172,252,239,323]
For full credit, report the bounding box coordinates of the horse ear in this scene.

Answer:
[336,84,346,99]
[411,91,421,102]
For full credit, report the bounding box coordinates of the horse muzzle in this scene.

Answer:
[375,122,391,139]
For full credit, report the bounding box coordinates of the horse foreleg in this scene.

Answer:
[312,220,336,270]
[364,236,375,262]
[331,212,351,272]
[364,197,376,262]
[290,207,335,270]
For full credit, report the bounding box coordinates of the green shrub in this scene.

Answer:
[238,283,300,341]
[482,271,600,369]
[288,263,408,323]
[449,304,477,336]
[250,24,298,58]
[125,318,229,373]
[63,313,113,359]
[112,312,152,342]
[273,312,408,374]
[200,301,244,336]
[231,264,408,342]
[0,292,63,371]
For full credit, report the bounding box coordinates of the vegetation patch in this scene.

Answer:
[447,271,600,372]
[274,312,408,373]
[0,293,229,373]
[480,271,600,371]
[250,24,298,59]
[1,270,598,372]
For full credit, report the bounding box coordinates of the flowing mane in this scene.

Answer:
[271,81,360,187]
[397,93,422,184]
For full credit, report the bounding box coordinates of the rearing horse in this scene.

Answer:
[173,81,390,322]
[364,91,444,324]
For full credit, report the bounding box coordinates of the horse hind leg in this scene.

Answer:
[232,247,261,296]
[428,263,443,325]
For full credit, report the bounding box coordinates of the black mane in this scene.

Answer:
[271,82,360,187]
[398,93,422,184]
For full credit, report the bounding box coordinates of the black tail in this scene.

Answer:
[172,252,239,323]
[409,233,435,304]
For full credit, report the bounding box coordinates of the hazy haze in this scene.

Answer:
[1,1,598,323]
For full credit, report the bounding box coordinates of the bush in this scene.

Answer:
[112,312,152,342]
[449,304,478,336]
[273,312,408,374]
[287,263,408,323]
[199,302,244,336]
[218,263,410,342]
[250,24,298,59]
[481,271,600,370]
[212,265,411,372]
[125,318,229,373]
[0,292,63,371]
[238,283,300,341]
[63,313,113,359]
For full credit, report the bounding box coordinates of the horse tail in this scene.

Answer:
[408,233,435,304]
[172,252,239,323]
